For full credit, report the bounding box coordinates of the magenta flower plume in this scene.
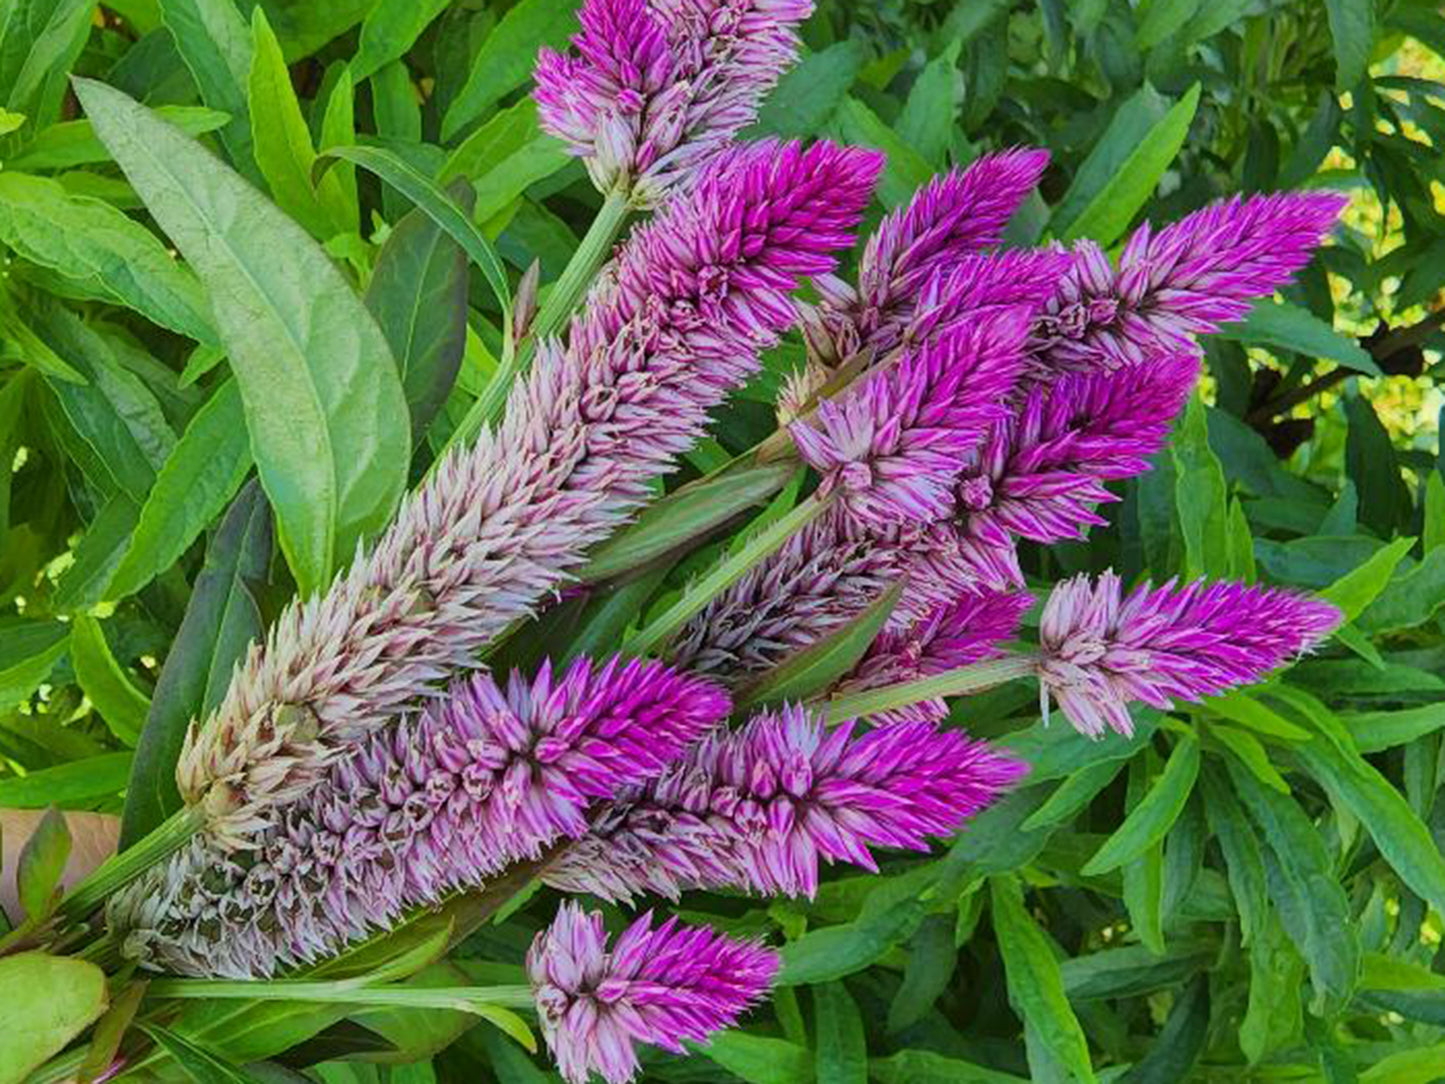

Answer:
[791,308,1032,530]
[1037,571,1341,738]
[534,0,811,202]
[545,705,1027,901]
[112,658,730,977]
[529,904,778,1084]
[1032,191,1347,375]
[175,140,881,845]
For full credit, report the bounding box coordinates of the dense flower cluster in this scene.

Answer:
[1037,572,1341,737]
[535,0,812,203]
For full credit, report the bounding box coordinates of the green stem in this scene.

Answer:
[58,806,204,921]
[628,493,830,659]
[444,188,632,451]
[821,654,1040,723]
[145,979,535,1012]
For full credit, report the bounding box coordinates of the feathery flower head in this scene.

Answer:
[529,903,778,1084]
[114,658,730,976]
[1030,191,1347,376]
[791,308,1032,530]
[1037,571,1341,738]
[176,139,880,845]
[534,0,812,203]
[544,705,1027,901]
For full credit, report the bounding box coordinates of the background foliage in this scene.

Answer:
[1,0,1444,1080]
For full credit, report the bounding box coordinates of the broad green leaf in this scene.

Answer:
[1202,689,1311,741]
[1058,83,1200,245]
[364,185,471,440]
[1199,766,1268,944]
[1425,471,1444,555]
[78,980,148,1084]
[1081,737,1199,875]
[1172,396,1229,579]
[1358,545,1445,632]
[107,379,252,601]
[53,495,140,613]
[0,954,108,1084]
[0,619,68,712]
[316,67,358,234]
[1319,534,1413,621]
[318,144,510,321]
[1325,0,1374,89]
[737,580,901,709]
[887,913,957,1032]
[440,0,581,140]
[1060,941,1213,1001]
[813,983,866,1084]
[1050,84,1169,238]
[141,1024,264,1084]
[896,45,958,166]
[869,1050,1027,1084]
[0,752,133,807]
[441,101,571,224]
[248,7,347,240]
[1137,0,1201,49]
[831,97,933,209]
[1360,1044,1445,1084]
[1345,395,1413,535]
[1019,759,1125,831]
[1226,758,1359,1014]
[1239,913,1304,1063]
[119,482,270,847]
[698,1031,813,1084]
[70,615,150,745]
[1227,497,1256,581]
[1119,752,1167,955]
[582,463,796,582]
[1219,300,1380,375]
[0,0,93,127]
[754,40,866,138]
[76,79,411,596]
[158,0,259,181]
[1209,723,1289,794]
[1345,702,1445,753]
[779,868,937,985]
[0,172,216,343]
[7,105,229,170]
[351,0,446,80]
[15,805,69,920]
[990,875,1096,1084]
[1123,977,1208,1082]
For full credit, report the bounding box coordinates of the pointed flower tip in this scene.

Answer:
[1037,571,1339,738]
[529,903,778,1084]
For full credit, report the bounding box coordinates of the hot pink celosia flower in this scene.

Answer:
[1037,571,1340,737]
[174,140,882,846]
[529,903,778,1084]
[544,704,1027,901]
[111,658,730,977]
[1030,191,1348,376]
[534,0,811,203]
[790,309,1032,530]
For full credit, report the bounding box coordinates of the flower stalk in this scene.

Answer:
[820,654,1039,723]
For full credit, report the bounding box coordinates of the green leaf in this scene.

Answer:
[8,105,229,171]
[1209,723,1289,794]
[1136,0,1202,49]
[896,45,959,165]
[78,980,149,1084]
[1344,702,1445,753]
[869,1050,1027,1084]
[989,874,1097,1084]
[754,40,866,138]
[1060,941,1214,1001]
[1121,977,1208,1083]
[140,1024,265,1084]
[1081,737,1199,875]
[119,482,269,848]
[440,0,582,140]
[351,0,447,81]
[1199,766,1268,945]
[0,953,108,1084]
[0,619,68,713]
[1172,396,1230,579]
[1325,0,1374,89]
[1120,758,1167,955]
[1358,545,1445,632]
[316,66,358,234]
[1360,1044,1445,1084]
[697,1032,813,1084]
[0,172,216,344]
[76,78,412,596]
[1020,758,1127,831]
[158,0,259,181]
[0,0,94,127]
[15,805,69,920]
[887,913,957,1032]
[364,185,471,440]
[831,97,934,209]
[737,580,902,709]
[1345,395,1413,536]
[1425,471,1444,555]
[443,102,571,225]
[317,144,510,321]
[1319,534,1413,621]
[107,379,252,601]
[1219,300,1379,375]
[1058,83,1200,246]
[53,495,140,613]
[248,7,346,240]
[70,615,150,745]
[813,982,867,1084]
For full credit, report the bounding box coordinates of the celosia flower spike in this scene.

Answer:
[176,140,881,845]
[529,903,778,1084]
[113,658,731,977]
[545,705,1027,901]
[1037,571,1341,737]
[534,0,812,203]
[1032,191,1347,375]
